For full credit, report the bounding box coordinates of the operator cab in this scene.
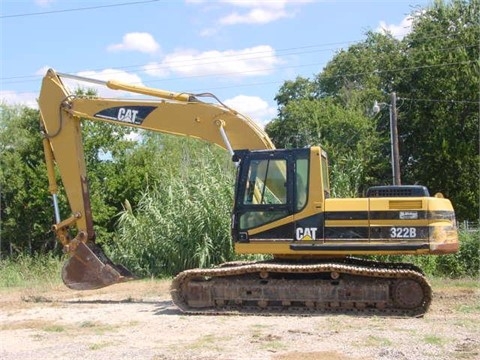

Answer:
[231,147,327,244]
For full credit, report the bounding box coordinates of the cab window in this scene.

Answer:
[295,158,308,211]
[240,158,288,230]
[243,159,287,205]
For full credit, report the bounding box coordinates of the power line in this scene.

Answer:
[1,39,476,86]
[3,58,475,95]
[0,0,161,19]
[1,12,474,81]
[0,41,356,82]
[2,57,476,101]
[400,97,478,104]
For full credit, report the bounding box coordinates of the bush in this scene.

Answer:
[435,229,479,278]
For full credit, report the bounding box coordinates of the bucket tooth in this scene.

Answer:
[62,241,134,290]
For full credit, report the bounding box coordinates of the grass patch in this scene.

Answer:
[250,323,270,330]
[423,335,447,346]
[255,334,286,351]
[43,324,65,333]
[369,335,392,347]
[453,318,479,332]
[188,333,224,351]
[456,303,480,314]
[88,341,114,350]
[357,335,393,347]
[429,277,480,290]
[0,253,63,289]
[80,321,98,328]
[21,295,54,303]
[78,321,120,335]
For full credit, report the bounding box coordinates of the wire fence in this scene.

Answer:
[459,220,479,232]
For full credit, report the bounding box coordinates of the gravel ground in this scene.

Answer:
[1,278,479,360]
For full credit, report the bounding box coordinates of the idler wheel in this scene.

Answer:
[393,279,425,309]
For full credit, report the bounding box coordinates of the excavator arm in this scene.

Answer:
[38,68,274,290]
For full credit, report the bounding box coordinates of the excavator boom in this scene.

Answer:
[39,69,273,290]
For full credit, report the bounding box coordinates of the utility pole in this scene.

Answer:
[390,92,401,185]
[373,92,401,185]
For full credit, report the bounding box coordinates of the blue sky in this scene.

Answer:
[1,0,432,125]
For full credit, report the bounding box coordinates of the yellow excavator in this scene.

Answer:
[39,69,458,317]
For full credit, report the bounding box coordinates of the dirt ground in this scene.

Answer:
[0,278,479,360]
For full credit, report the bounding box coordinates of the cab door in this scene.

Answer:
[232,149,295,243]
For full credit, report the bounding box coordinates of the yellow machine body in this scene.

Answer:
[38,69,458,315]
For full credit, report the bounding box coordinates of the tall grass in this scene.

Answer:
[106,142,237,277]
[0,253,63,288]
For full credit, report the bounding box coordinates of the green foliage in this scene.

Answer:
[0,104,58,255]
[313,32,404,186]
[266,97,380,196]
[0,101,143,255]
[80,120,139,244]
[435,229,480,278]
[317,31,403,108]
[329,153,364,198]
[0,252,63,288]
[106,137,236,277]
[397,0,480,221]
[267,0,479,221]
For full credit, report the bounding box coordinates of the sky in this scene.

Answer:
[1,0,433,126]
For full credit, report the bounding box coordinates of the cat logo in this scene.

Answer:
[117,108,139,123]
[295,227,318,241]
[94,105,156,125]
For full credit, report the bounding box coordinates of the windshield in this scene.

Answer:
[243,159,287,205]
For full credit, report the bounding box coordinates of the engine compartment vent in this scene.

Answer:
[366,185,430,198]
[389,200,423,209]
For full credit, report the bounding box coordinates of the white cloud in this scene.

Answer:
[34,0,55,6]
[189,0,312,35]
[224,95,276,127]
[220,7,289,25]
[0,90,38,109]
[219,0,312,25]
[143,62,170,78]
[0,67,53,109]
[377,15,414,39]
[143,45,280,78]
[107,32,160,54]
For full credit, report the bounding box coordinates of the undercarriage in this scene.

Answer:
[171,258,431,317]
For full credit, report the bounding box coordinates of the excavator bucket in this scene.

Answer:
[62,242,135,290]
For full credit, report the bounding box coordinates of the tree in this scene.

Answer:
[268,1,479,220]
[0,104,57,256]
[317,31,403,110]
[267,33,399,193]
[0,100,145,255]
[266,97,380,196]
[314,31,406,185]
[396,0,479,221]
